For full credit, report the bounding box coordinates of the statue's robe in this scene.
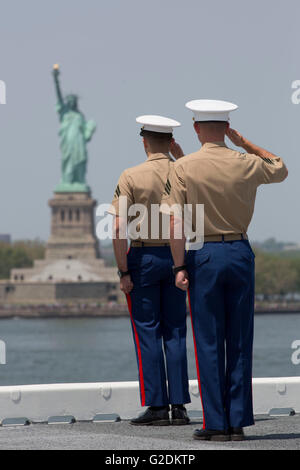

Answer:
[57,103,95,184]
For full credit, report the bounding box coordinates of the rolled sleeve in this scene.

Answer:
[254,155,288,185]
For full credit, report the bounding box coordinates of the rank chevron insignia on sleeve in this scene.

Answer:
[164,178,172,195]
[262,157,275,165]
[114,184,121,198]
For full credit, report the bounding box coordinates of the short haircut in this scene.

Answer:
[140,129,173,143]
[195,120,228,130]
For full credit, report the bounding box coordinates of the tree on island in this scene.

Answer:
[0,240,45,279]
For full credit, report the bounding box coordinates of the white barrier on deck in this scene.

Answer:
[0,377,299,423]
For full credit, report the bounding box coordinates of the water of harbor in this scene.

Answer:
[0,314,299,386]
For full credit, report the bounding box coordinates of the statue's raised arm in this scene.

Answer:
[52,64,64,108]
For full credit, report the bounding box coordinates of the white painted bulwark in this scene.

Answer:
[0,378,299,423]
[252,377,300,414]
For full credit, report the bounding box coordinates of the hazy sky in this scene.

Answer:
[0,0,299,242]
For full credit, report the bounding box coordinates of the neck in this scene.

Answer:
[146,148,170,158]
[199,136,225,145]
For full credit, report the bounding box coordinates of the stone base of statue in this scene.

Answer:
[54,182,90,193]
[5,188,120,306]
[46,191,100,260]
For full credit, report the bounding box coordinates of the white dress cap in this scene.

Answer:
[136,115,181,134]
[185,99,238,122]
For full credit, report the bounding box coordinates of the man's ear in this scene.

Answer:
[143,138,148,150]
[193,122,200,134]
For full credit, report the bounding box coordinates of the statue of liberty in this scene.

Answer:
[52,64,96,192]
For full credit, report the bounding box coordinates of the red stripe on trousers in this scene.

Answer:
[126,293,146,407]
[188,289,206,429]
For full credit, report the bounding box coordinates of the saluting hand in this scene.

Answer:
[175,270,189,291]
[226,128,245,147]
[120,275,134,294]
[170,140,185,160]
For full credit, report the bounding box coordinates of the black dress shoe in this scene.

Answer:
[193,428,230,442]
[171,406,190,425]
[229,427,245,441]
[130,407,170,426]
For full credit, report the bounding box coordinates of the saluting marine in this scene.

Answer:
[161,100,288,441]
[109,115,191,426]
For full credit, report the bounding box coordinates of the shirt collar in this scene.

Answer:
[147,152,171,162]
[201,141,228,150]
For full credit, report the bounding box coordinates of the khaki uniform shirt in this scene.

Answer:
[161,142,288,236]
[110,153,174,243]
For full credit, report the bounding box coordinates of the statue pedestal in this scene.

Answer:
[54,182,90,193]
[46,192,100,260]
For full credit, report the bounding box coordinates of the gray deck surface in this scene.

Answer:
[0,415,300,450]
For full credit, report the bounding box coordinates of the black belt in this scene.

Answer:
[131,241,170,247]
[203,233,248,242]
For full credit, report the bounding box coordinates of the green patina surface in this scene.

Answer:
[52,66,96,193]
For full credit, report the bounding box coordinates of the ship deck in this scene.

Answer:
[1,415,299,450]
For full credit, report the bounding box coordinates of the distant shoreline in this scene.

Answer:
[0,303,299,318]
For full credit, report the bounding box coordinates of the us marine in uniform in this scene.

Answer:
[161,100,288,441]
[110,115,191,426]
